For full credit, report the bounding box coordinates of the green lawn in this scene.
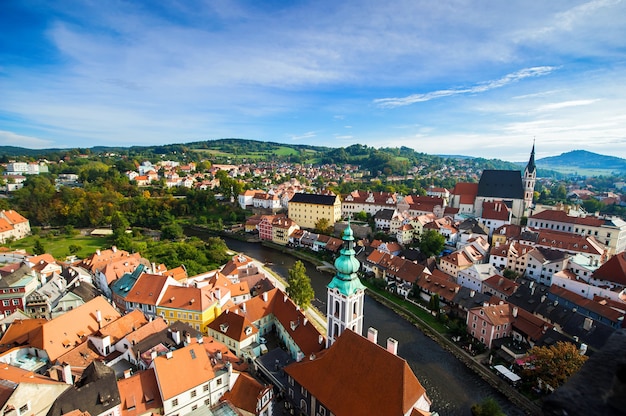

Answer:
[3,234,113,261]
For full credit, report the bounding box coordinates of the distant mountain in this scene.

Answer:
[536,150,626,173]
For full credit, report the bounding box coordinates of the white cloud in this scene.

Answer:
[373,67,557,108]
[0,131,55,149]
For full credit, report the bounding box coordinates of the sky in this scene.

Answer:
[1,0,626,162]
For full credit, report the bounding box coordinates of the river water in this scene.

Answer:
[197,232,526,415]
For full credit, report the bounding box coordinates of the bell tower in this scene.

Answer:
[523,141,537,211]
[326,221,365,347]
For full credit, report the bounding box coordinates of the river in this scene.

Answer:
[193,231,526,415]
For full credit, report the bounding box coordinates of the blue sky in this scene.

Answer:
[1,0,625,162]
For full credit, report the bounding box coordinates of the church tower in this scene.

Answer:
[523,142,537,210]
[326,222,366,347]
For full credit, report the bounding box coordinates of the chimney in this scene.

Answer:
[96,310,102,325]
[96,249,101,256]
[172,330,181,345]
[123,369,132,379]
[367,327,379,344]
[166,351,173,359]
[151,350,158,360]
[242,303,247,312]
[185,333,191,345]
[386,337,398,355]
[303,318,308,326]
[470,290,475,298]
[262,291,268,302]
[62,364,73,385]
[512,307,518,318]
[319,335,324,344]
[112,246,117,253]
[583,317,593,331]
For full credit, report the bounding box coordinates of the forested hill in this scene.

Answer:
[0,138,522,177]
[536,150,626,172]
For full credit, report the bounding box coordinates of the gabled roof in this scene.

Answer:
[48,361,121,416]
[208,309,257,342]
[220,372,267,414]
[451,182,478,204]
[481,201,511,221]
[592,251,626,285]
[151,343,215,400]
[470,303,514,326]
[0,362,67,385]
[0,210,28,225]
[117,368,163,416]
[95,309,148,344]
[285,329,428,416]
[157,285,217,312]
[123,273,171,305]
[549,286,624,323]
[483,276,519,297]
[477,170,524,199]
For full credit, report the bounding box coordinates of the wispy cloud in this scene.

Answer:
[0,131,55,149]
[374,67,557,108]
[537,99,599,111]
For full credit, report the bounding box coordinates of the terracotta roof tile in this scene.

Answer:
[285,330,428,416]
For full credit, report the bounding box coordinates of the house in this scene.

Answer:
[288,193,342,229]
[220,372,273,416]
[0,264,38,317]
[111,266,177,317]
[156,285,221,334]
[229,288,326,362]
[47,361,122,416]
[528,209,626,255]
[284,329,432,416]
[438,250,474,278]
[479,201,512,237]
[373,208,395,232]
[341,190,397,218]
[457,264,503,293]
[271,216,299,246]
[150,342,232,415]
[24,273,67,319]
[467,303,515,349]
[449,183,479,216]
[0,363,70,416]
[0,296,121,363]
[525,247,570,286]
[117,368,163,416]
[397,194,445,218]
[0,210,30,243]
[482,275,520,300]
[415,269,461,306]
[207,309,258,359]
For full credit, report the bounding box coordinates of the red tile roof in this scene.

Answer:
[220,372,266,414]
[117,369,163,416]
[592,251,626,285]
[531,210,604,226]
[285,330,429,416]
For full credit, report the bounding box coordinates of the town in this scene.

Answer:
[1,142,625,416]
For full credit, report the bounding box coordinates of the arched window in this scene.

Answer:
[300,399,308,413]
[334,300,340,318]
[333,323,339,338]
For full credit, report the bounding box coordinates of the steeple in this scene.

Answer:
[526,139,536,175]
[326,221,366,347]
[523,140,537,210]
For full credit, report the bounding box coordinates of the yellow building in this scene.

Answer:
[288,193,341,229]
[272,216,300,245]
[156,285,220,333]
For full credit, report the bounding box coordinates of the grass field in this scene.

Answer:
[2,234,113,261]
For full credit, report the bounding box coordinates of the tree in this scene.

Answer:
[418,229,446,257]
[523,341,588,390]
[428,293,440,313]
[314,217,333,235]
[33,239,46,255]
[471,398,505,416]
[286,260,315,309]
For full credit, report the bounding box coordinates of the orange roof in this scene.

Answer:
[531,209,604,226]
[157,285,217,312]
[117,369,163,416]
[0,362,67,385]
[0,218,12,233]
[471,304,514,327]
[96,309,148,343]
[0,210,28,224]
[220,372,266,414]
[285,330,428,416]
[151,343,215,400]
[163,266,188,281]
[79,247,134,273]
[124,273,171,304]
[208,310,257,342]
[9,296,121,361]
[0,319,47,353]
[27,253,57,265]
[125,318,169,346]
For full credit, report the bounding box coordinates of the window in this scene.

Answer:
[318,406,327,416]
[19,404,29,414]
[191,390,196,398]
[12,299,19,305]
[205,398,210,406]
[2,300,9,306]
[203,384,209,392]
[217,378,223,385]
[172,398,178,407]
[288,388,294,398]
[301,386,308,397]
[191,405,197,411]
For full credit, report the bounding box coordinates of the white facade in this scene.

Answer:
[326,287,365,347]
[457,264,500,292]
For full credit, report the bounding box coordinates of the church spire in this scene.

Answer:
[527,138,536,174]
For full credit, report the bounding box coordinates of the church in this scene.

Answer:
[450,144,536,225]
[284,223,433,415]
